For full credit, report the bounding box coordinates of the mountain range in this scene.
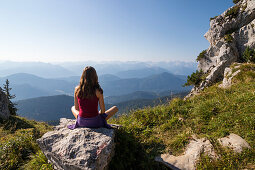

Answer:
[0,71,191,100]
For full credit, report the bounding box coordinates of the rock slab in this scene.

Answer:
[0,87,10,120]
[37,118,115,170]
[155,134,250,170]
[155,136,216,170]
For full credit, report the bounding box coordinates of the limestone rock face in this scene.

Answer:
[37,118,115,170]
[0,87,10,120]
[190,0,255,95]
[155,134,251,170]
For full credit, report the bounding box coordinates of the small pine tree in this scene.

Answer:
[242,47,255,63]
[3,79,17,115]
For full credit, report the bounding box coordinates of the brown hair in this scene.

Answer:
[75,66,103,99]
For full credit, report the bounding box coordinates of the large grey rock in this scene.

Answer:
[218,133,251,153]
[0,87,10,120]
[189,0,255,96]
[37,118,115,170]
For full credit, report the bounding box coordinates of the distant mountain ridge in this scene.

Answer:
[0,61,75,78]
[0,73,75,100]
[1,72,191,100]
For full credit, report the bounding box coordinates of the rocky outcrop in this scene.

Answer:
[37,118,115,170]
[219,63,241,88]
[155,134,250,170]
[0,87,10,120]
[190,0,255,95]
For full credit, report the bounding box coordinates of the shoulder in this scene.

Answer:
[74,86,79,96]
[95,89,103,98]
[74,86,79,92]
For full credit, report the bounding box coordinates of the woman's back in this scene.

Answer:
[77,95,99,118]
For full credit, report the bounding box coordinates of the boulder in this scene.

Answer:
[0,87,10,120]
[155,134,251,170]
[155,136,216,170]
[37,118,115,170]
[218,133,251,153]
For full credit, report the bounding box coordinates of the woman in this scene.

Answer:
[68,66,118,129]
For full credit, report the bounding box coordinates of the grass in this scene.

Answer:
[0,116,53,170]
[109,63,255,169]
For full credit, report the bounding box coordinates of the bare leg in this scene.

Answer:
[105,106,118,120]
[71,106,79,119]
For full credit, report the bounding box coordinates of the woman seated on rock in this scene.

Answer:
[68,66,118,129]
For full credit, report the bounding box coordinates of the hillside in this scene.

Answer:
[0,116,52,169]
[108,63,255,169]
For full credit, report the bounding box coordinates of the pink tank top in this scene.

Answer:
[77,95,99,118]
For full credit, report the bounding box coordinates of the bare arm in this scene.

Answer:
[96,89,105,114]
[74,87,79,111]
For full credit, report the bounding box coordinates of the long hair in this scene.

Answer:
[75,66,103,99]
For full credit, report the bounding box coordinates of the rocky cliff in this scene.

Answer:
[0,87,10,120]
[190,0,255,95]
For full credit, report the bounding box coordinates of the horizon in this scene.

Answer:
[0,0,234,63]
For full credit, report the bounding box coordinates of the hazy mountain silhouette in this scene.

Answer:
[0,61,75,78]
[114,67,168,78]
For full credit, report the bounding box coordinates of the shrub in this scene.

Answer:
[225,5,240,19]
[210,16,218,21]
[0,129,37,169]
[233,0,241,4]
[184,70,204,87]
[196,50,207,61]
[241,47,255,63]
[224,34,234,43]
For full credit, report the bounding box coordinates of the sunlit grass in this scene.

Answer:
[109,63,255,169]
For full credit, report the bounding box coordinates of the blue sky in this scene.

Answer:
[0,0,234,62]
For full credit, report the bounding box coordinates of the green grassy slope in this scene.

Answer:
[109,63,255,169]
[0,116,53,170]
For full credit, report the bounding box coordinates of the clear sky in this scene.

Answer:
[0,0,234,63]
